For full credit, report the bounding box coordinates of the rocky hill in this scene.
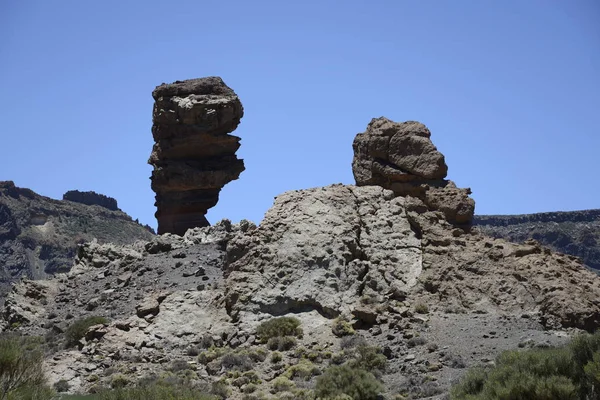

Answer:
[474,209,600,270]
[0,181,154,301]
[3,108,600,399]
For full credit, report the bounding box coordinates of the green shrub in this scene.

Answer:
[271,351,283,363]
[0,334,54,399]
[271,376,295,393]
[283,360,321,380]
[332,316,355,337]
[414,302,429,314]
[451,346,578,399]
[54,379,70,392]
[220,352,254,371]
[65,316,109,347]
[315,365,383,400]
[256,317,302,342]
[267,335,297,351]
[91,383,219,400]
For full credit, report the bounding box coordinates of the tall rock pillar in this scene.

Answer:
[149,77,245,235]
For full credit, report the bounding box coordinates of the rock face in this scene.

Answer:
[352,118,475,227]
[63,190,119,211]
[7,187,600,397]
[0,181,154,302]
[149,77,245,235]
[475,209,600,270]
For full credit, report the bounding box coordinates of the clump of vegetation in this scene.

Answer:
[198,347,227,365]
[283,360,321,380]
[315,364,383,400]
[256,317,303,342]
[73,382,220,399]
[267,335,297,351]
[54,378,70,392]
[413,302,429,314]
[332,316,355,337]
[220,352,254,372]
[271,376,295,393]
[451,331,600,399]
[65,316,109,347]
[0,334,54,399]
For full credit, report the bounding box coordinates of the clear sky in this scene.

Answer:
[1,1,599,229]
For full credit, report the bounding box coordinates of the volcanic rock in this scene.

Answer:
[0,181,153,302]
[475,209,600,270]
[149,77,245,235]
[63,190,119,211]
[352,118,475,226]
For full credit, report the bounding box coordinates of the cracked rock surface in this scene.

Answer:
[225,185,423,322]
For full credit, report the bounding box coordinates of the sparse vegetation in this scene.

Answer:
[332,316,355,337]
[413,302,429,314]
[451,331,600,399]
[315,364,383,400]
[267,335,297,351]
[256,317,302,342]
[65,316,109,347]
[0,334,54,400]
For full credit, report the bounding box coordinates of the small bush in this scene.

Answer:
[350,345,387,373]
[169,359,194,372]
[220,352,254,371]
[256,317,302,342]
[283,360,321,380]
[92,383,219,399]
[267,335,297,351]
[110,374,130,389]
[271,351,283,363]
[340,335,367,350]
[407,336,427,348]
[198,347,227,365]
[332,316,355,337]
[65,316,109,347]
[54,379,70,392]
[0,334,53,399]
[315,365,383,400]
[414,302,429,314]
[271,376,295,393]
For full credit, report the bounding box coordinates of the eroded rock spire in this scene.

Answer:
[149,77,244,235]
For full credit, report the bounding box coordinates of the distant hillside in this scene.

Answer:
[474,209,600,270]
[0,181,154,300]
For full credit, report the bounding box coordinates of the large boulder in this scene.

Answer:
[149,77,245,235]
[352,118,474,227]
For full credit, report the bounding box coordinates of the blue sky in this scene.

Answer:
[1,1,598,229]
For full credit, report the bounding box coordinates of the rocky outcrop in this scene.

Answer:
[225,185,422,322]
[63,190,119,211]
[0,181,154,302]
[352,118,475,227]
[475,209,600,270]
[149,77,245,235]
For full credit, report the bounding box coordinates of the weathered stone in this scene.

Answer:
[149,77,245,235]
[352,117,474,227]
[63,190,119,211]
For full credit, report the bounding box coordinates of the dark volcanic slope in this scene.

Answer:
[474,209,600,270]
[0,181,154,299]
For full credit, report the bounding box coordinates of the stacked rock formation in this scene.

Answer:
[149,77,245,235]
[352,118,475,227]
